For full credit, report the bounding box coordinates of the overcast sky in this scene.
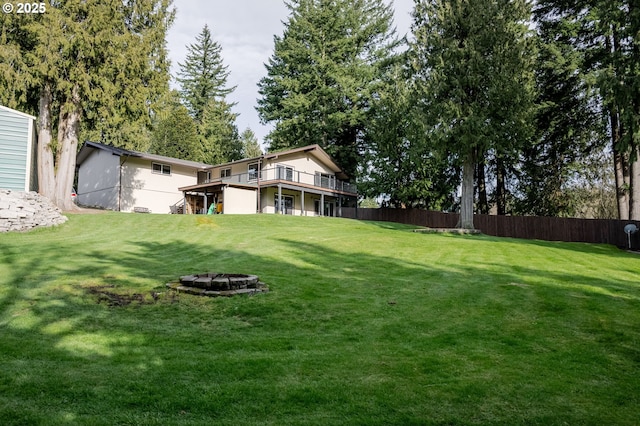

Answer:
[166,0,415,148]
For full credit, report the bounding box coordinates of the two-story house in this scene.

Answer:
[178,144,357,216]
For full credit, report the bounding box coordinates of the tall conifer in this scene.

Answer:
[257,0,399,178]
[177,24,235,122]
[412,0,535,228]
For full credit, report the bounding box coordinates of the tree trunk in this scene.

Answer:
[606,30,631,220]
[630,146,640,220]
[54,86,82,211]
[37,84,56,203]
[496,155,506,215]
[612,124,630,220]
[457,151,475,229]
[476,152,488,214]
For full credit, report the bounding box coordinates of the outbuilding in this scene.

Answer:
[0,105,37,191]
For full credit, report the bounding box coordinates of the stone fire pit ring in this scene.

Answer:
[166,273,268,297]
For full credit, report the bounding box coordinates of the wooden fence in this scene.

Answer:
[341,207,640,250]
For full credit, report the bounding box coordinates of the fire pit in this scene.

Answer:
[166,273,268,297]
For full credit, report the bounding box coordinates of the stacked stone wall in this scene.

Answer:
[0,190,68,233]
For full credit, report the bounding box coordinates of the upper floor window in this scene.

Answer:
[152,163,171,176]
[221,168,231,178]
[248,163,259,181]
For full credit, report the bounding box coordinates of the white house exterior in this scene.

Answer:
[76,141,210,213]
[0,105,37,191]
[179,145,358,216]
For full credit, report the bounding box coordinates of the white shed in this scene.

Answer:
[0,105,37,191]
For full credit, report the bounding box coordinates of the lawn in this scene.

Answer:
[1,213,639,425]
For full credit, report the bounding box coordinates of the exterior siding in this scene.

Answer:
[263,152,335,177]
[0,106,36,191]
[223,187,257,214]
[208,151,338,184]
[77,148,121,210]
[120,158,198,214]
[209,161,258,179]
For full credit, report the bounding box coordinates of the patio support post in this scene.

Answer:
[203,193,208,215]
[320,193,325,216]
[278,184,282,214]
[339,195,342,217]
[301,189,305,216]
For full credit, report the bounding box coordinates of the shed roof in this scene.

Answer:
[0,105,36,121]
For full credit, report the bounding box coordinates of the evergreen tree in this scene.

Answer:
[412,0,536,228]
[257,0,399,178]
[362,62,458,209]
[516,14,603,217]
[177,24,235,122]
[150,91,203,162]
[240,128,263,158]
[199,99,242,164]
[534,0,640,220]
[0,0,174,209]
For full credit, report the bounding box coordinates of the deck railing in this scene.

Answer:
[201,167,357,194]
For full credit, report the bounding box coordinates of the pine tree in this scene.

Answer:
[177,24,235,122]
[199,99,242,164]
[240,128,263,158]
[412,0,536,228]
[257,0,399,178]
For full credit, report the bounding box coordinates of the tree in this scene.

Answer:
[534,0,640,220]
[361,62,458,209]
[199,99,242,164]
[257,0,400,178]
[0,0,174,210]
[173,24,240,165]
[177,24,235,122]
[240,128,263,158]
[515,13,603,217]
[150,91,202,161]
[412,0,536,228]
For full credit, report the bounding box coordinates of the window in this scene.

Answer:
[248,163,259,181]
[275,195,294,214]
[277,165,294,181]
[152,163,171,175]
[220,168,231,178]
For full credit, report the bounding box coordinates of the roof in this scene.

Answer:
[0,105,36,121]
[76,141,212,170]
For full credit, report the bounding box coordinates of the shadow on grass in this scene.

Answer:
[1,230,639,424]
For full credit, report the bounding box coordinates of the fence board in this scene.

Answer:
[341,207,640,249]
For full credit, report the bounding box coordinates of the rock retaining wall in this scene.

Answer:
[0,190,68,233]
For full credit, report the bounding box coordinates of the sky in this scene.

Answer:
[166,0,415,148]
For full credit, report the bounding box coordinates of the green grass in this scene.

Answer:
[1,213,639,425]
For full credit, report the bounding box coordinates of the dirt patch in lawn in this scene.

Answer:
[85,285,177,307]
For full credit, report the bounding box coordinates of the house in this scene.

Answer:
[0,105,37,191]
[178,144,358,216]
[76,141,211,213]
